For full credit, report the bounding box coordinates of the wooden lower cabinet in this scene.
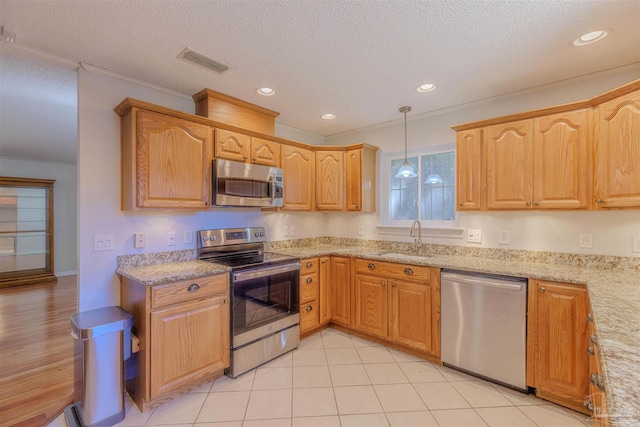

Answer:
[330,257,352,327]
[121,273,229,411]
[299,257,332,335]
[528,279,590,414]
[351,260,440,358]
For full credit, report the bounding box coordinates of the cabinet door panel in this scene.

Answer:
[533,110,591,209]
[485,120,533,209]
[456,128,483,210]
[330,257,351,326]
[534,280,589,405]
[595,90,640,208]
[389,279,432,352]
[150,296,228,399]
[316,151,345,210]
[319,257,331,324]
[215,129,250,162]
[346,149,362,211]
[137,110,212,209]
[281,145,315,210]
[252,137,280,167]
[354,274,387,338]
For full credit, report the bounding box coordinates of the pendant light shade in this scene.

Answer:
[395,106,417,178]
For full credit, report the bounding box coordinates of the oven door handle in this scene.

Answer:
[233,262,301,282]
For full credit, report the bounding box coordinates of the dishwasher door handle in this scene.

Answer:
[442,273,525,290]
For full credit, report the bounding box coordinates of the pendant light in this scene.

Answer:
[395,106,417,178]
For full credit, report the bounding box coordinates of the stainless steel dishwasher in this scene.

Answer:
[441,269,528,392]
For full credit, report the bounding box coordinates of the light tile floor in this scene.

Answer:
[51,327,594,427]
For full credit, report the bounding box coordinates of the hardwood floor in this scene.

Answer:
[0,276,76,427]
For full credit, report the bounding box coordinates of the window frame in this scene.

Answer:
[379,143,462,234]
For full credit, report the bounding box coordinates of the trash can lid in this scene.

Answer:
[70,306,133,339]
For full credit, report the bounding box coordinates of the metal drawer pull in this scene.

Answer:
[368,263,375,270]
[306,305,313,312]
[587,312,593,322]
[306,262,313,268]
[188,284,200,292]
[381,281,386,286]
[392,283,396,288]
[587,345,594,356]
[306,277,313,284]
[539,287,546,293]
[404,268,413,275]
[590,373,604,391]
[590,334,597,344]
[584,399,594,412]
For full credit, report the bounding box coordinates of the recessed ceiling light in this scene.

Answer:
[416,83,436,93]
[321,113,336,120]
[256,87,275,96]
[573,30,608,46]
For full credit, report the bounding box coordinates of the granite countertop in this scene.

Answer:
[271,244,640,424]
[117,260,230,286]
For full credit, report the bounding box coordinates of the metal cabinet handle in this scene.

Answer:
[306,262,313,268]
[355,205,360,209]
[321,259,327,264]
[590,334,597,344]
[391,282,396,288]
[590,373,604,391]
[526,201,531,206]
[596,199,603,204]
[459,203,463,207]
[404,268,413,275]
[368,263,375,270]
[587,312,594,322]
[306,277,313,284]
[534,201,539,206]
[224,298,228,304]
[539,287,546,293]
[587,345,595,356]
[306,305,313,312]
[584,399,594,412]
[188,284,200,292]
[381,281,386,286]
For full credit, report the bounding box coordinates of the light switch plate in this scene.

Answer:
[134,232,146,249]
[167,232,176,246]
[94,233,115,251]
[467,229,482,244]
[580,233,593,249]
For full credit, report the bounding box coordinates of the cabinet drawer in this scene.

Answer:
[355,259,431,282]
[300,257,319,275]
[300,273,319,303]
[300,301,320,332]
[151,274,228,309]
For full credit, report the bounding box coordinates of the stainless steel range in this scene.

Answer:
[197,227,300,378]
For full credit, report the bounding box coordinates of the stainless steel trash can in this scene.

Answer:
[64,306,133,427]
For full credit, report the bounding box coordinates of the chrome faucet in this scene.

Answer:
[410,220,423,255]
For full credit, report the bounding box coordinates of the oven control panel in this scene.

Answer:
[198,227,266,247]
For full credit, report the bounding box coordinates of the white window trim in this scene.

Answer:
[378,143,463,239]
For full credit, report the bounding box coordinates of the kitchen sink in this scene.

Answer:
[380,253,426,261]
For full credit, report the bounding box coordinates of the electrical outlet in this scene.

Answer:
[94,234,115,251]
[283,226,289,237]
[184,230,193,244]
[290,226,297,236]
[632,235,640,253]
[134,233,146,249]
[580,233,593,249]
[358,225,364,236]
[467,229,482,244]
[167,232,176,246]
[498,229,511,245]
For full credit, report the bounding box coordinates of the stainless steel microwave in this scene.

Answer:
[213,159,284,207]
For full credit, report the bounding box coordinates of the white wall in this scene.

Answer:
[326,65,640,257]
[0,157,77,275]
[77,69,325,311]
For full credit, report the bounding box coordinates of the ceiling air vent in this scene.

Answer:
[177,48,230,74]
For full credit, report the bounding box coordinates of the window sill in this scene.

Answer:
[376,225,465,239]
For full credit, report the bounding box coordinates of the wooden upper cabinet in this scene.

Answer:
[316,150,344,210]
[281,145,315,210]
[251,137,280,167]
[594,88,640,209]
[456,128,484,211]
[122,109,213,210]
[533,109,591,210]
[214,129,251,162]
[346,146,377,212]
[485,120,534,210]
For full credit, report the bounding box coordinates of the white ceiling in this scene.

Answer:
[1,0,639,164]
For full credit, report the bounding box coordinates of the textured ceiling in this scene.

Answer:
[1,0,639,164]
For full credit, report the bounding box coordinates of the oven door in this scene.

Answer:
[231,262,300,348]
[214,159,284,207]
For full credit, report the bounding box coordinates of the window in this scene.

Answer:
[383,147,457,228]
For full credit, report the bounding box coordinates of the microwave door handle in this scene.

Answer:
[269,175,275,205]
